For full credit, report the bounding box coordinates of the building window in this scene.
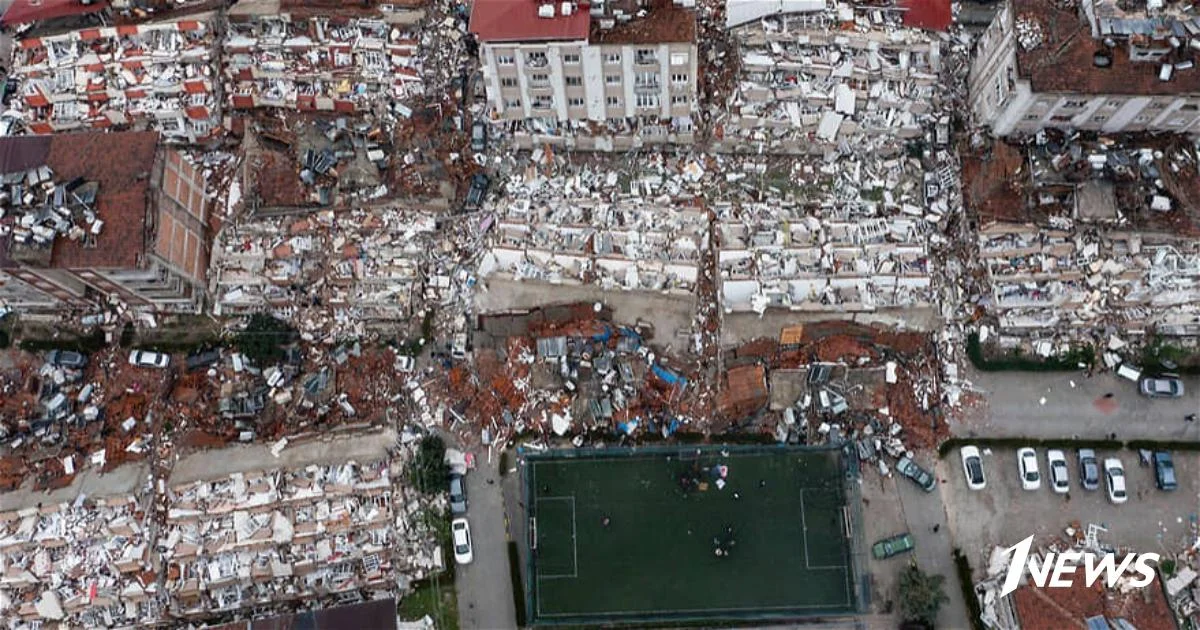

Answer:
[1105,98,1121,108]
[670,52,688,66]
[1181,103,1200,112]
[496,55,515,65]
[1170,118,1188,127]
[1050,115,1072,123]
[500,77,517,87]
[671,73,688,84]
[529,74,550,87]
[531,96,553,109]
[563,54,580,64]
[635,49,657,65]
[606,75,620,85]
[568,97,584,107]
[1134,115,1151,123]
[606,53,621,65]
[636,71,659,89]
[606,96,620,107]
[504,99,521,109]
[565,76,582,87]
[527,51,548,67]
[1023,114,1039,121]
[1148,102,1167,110]
[1061,99,1087,109]
[671,95,688,105]
[636,93,659,108]
[1091,115,1107,123]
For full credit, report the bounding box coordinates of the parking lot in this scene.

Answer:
[941,446,1200,579]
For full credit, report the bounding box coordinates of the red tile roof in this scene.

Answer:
[0,0,109,26]
[1016,0,1200,95]
[470,0,591,43]
[900,0,951,32]
[1012,578,1175,630]
[45,131,159,270]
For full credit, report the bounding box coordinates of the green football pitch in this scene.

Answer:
[524,446,858,624]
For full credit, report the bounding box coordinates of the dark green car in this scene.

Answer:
[872,533,915,560]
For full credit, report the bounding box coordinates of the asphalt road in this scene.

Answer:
[896,465,970,629]
[455,458,517,630]
[958,369,1200,440]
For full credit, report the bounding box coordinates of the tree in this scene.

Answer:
[898,563,949,628]
[234,313,297,365]
[409,435,450,494]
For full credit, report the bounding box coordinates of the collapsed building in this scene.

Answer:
[9,17,220,143]
[716,154,942,319]
[721,0,951,152]
[223,7,424,116]
[470,0,700,149]
[966,132,1200,336]
[971,0,1200,137]
[209,205,443,335]
[479,195,707,294]
[0,132,211,315]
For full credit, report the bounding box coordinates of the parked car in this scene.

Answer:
[896,457,936,492]
[1017,447,1041,491]
[1104,458,1128,504]
[46,350,87,369]
[1047,449,1070,494]
[128,350,170,369]
[871,533,915,560]
[1077,448,1100,491]
[960,446,986,490]
[185,348,221,372]
[451,518,473,564]
[1154,451,1177,491]
[1139,375,1184,398]
[470,120,487,152]
[449,473,468,514]
[463,173,490,211]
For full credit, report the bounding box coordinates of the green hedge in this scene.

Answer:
[19,328,107,354]
[952,549,986,630]
[938,436,1200,458]
[966,332,1094,372]
[508,541,526,627]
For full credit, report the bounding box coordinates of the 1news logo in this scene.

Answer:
[999,535,1159,597]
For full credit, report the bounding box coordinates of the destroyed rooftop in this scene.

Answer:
[1015,0,1200,95]
[0,131,158,270]
[1012,579,1175,630]
[469,0,695,43]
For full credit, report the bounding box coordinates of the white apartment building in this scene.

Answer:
[970,0,1200,137]
[469,0,699,147]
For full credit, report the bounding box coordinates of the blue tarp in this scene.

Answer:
[617,419,639,435]
[652,365,687,387]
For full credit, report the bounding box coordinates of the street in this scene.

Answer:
[454,456,517,630]
[958,368,1200,440]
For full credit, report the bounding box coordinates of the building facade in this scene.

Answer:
[470,0,698,147]
[971,0,1200,137]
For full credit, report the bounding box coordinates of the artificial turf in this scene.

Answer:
[526,446,857,624]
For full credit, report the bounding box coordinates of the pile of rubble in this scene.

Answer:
[722,1,946,152]
[967,133,1200,336]
[0,436,443,628]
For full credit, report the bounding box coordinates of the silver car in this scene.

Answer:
[1139,375,1184,398]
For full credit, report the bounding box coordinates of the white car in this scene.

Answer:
[960,446,986,490]
[1047,449,1070,494]
[451,518,473,564]
[128,350,170,369]
[1017,447,1041,491]
[1104,458,1128,504]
